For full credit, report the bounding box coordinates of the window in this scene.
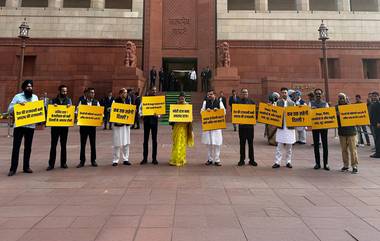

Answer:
[105,0,132,9]
[227,0,255,11]
[363,59,379,79]
[63,0,91,8]
[21,0,48,7]
[310,0,338,11]
[268,0,296,11]
[0,0,6,7]
[351,0,378,12]
[320,58,340,79]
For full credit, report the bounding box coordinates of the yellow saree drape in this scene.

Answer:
[169,122,194,167]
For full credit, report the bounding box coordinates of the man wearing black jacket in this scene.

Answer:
[370,91,380,158]
[237,88,257,166]
[140,86,159,165]
[47,85,72,171]
[229,89,240,131]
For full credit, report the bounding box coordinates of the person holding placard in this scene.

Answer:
[202,89,226,166]
[272,87,296,169]
[370,91,380,158]
[7,80,39,176]
[169,92,194,167]
[140,86,160,165]
[265,92,280,146]
[336,93,359,173]
[47,85,72,171]
[229,89,240,132]
[293,90,307,145]
[112,88,133,166]
[237,88,257,166]
[310,88,330,170]
[77,87,100,168]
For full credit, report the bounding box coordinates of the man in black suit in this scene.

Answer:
[159,67,165,91]
[103,91,114,130]
[229,89,240,131]
[140,86,159,165]
[150,66,157,88]
[237,88,257,166]
[370,91,380,158]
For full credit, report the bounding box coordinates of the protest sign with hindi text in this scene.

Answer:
[77,105,104,126]
[201,109,226,131]
[285,105,311,127]
[257,103,284,128]
[232,104,256,125]
[169,104,193,123]
[310,107,338,130]
[141,96,166,116]
[46,105,75,127]
[338,103,370,127]
[14,100,45,127]
[109,103,136,125]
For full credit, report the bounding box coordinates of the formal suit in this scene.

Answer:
[370,101,380,156]
[238,98,255,163]
[103,96,114,130]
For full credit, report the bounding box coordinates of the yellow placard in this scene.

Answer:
[338,103,370,127]
[311,107,338,130]
[201,109,226,131]
[285,105,311,127]
[257,103,284,128]
[142,96,166,116]
[232,104,256,125]
[46,105,75,127]
[14,100,45,127]
[169,104,193,123]
[109,102,136,125]
[77,105,104,127]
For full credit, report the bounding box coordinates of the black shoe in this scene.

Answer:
[323,165,330,171]
[76,163,84,168]
[272,163,280,168]
[299,142,306,145]
[249,160,258,166]
[352,167,358,174]
[123,161,131,166]
[152,160,158,165]
[238,160,245,166]
[214,162,222,166]
[313,164,321,170]
[23,168,33,173]
[233,127,237,132]
[370,154,380,158]
[91,161,98,167]
[205,160,213,166]
[140,160,148,165]
[286,163,293,168]
[46,166,54,171]
[61,164,68,169]
[341,167,349,172]
[8,171,15,176]
[112,163,118,167]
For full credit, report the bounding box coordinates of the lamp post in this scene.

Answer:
[18,18,30,90]
[318,20,329,103]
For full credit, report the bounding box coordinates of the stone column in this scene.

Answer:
[5,0,19,8]
[255,0,268,11]
[296,0,309,11]
[377,0,380,11]
[48,0,63,8]
[337,0,351,11]
[91,0,105,9]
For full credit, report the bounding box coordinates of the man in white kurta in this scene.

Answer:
[112,88,132,166]
[272,88,296,168]
[201,90,226,166]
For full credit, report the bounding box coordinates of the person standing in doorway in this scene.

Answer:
[150,66,157,88]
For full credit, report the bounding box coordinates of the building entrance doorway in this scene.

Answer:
[162,57,197,92]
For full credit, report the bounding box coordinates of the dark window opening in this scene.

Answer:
[363,59,379,79]
[268,0,296,11]
[320,58,340,79]
[351,0,378,12]
[227,0,255,11]
[310,0,338,11]
[63,0,91,8]
[21,0,48,7]
[0,0,6,7]
[105,0,132,9]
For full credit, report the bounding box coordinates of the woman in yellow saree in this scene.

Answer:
[169,92,194,166]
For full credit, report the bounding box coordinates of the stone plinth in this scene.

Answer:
[112,67,146,94]
[212,67,240,94]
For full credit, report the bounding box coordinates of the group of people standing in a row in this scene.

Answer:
[6,79,380,177]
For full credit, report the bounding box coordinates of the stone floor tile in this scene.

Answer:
[0,217,42,229]
[49,205,113,217]
[134,227,172,241]
[0,229,29,241]
[292,206,356,218]
[95,228,135,241]
[239,216,307,229]
[244,228,320,241]
[104,215,140,228]
[205,228,246,241]
[0,206,56,218]
[140,215,173,228]
[174,216,207,228]
[35,216,76,229]
[144,205,175,216]
[172,228,206,241]
[18,228,99,241]
[70,216,107,228]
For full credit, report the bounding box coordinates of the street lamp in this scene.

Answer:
[318,20,330,103]
[18,18,30,90]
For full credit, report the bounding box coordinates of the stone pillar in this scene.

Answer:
[337,0,351,11]
[255,0,268,11]
[377,0,380,11]
[296,0,309,11]
[5,0,19,8]
[48,0,63,8]
[91,0,105,9]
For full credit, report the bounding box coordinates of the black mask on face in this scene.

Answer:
[24,89,33,99]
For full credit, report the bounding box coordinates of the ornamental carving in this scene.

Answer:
[124,41,137,67]
[218,41,231,67]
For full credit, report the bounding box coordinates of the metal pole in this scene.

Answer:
[18,38,26,90]
[322,39,330,103]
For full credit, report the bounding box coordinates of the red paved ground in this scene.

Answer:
[0,123,380,241]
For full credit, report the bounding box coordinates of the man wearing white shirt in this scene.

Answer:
[77,87,100,168]
[7,80,38,176]
[201,90,226,166]
[189,68,197,91]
